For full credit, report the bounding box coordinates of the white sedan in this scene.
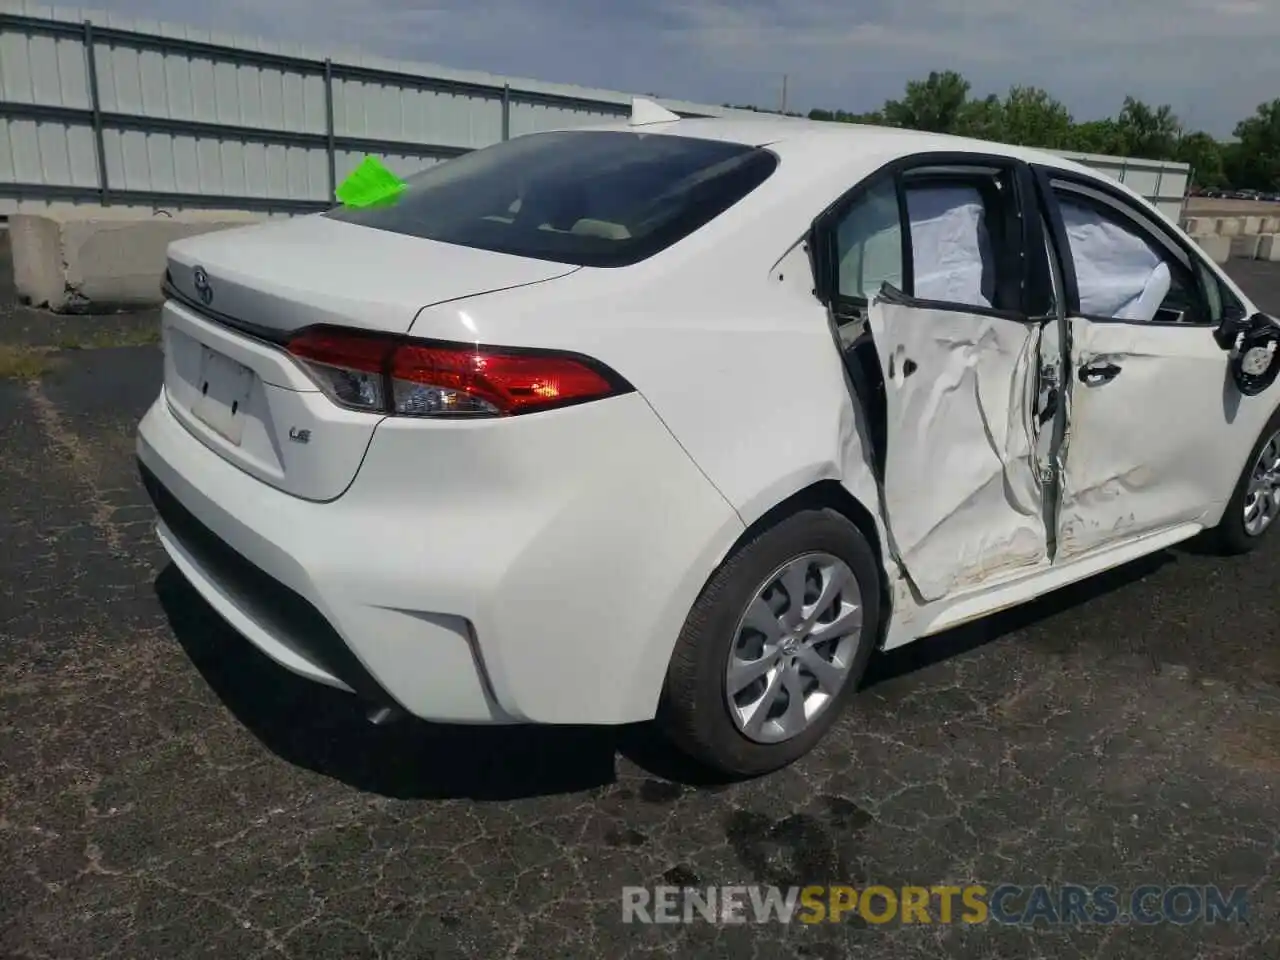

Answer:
[137,101,1280,777]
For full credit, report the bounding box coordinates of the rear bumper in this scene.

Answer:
[137,387,743,725]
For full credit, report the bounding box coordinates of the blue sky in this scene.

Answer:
[65,0,1280,136]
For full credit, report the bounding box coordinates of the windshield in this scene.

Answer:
[325,131,778,267]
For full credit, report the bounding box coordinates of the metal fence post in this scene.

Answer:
[501,83,510,141]
[323,58,336,199]
[83,19,110,205]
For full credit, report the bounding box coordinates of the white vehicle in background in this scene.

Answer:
[137,100,1280,778]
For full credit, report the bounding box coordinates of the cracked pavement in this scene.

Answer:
[2,236,1280,958]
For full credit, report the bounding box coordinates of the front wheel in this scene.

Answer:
[1207,407,1280,554]
[657,507,882,778]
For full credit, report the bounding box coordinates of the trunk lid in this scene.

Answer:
[160,216,579,500]
[165,214,578,336]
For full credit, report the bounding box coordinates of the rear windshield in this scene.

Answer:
[324,131,778,267]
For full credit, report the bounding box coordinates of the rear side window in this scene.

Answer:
[835,179,903,301]
[325,131,778,268]
[830,166,1016,311]
[904,183,994,308]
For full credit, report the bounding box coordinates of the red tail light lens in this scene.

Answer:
[285,328,629,417]
[286,329,389,412]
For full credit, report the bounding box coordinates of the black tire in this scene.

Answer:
[1206,405,1280,555]
[657,507,882,779]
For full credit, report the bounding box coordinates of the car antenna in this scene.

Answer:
[629,97,681,126]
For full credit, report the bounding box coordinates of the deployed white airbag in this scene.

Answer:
[1127,262,1172,323]
[1059,198,1170,322]
[906,186,993,308]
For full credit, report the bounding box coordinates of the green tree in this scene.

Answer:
[1114,96,1182,159]
[1230,99,1280,190]
[808,107,884,124]
[955,93,1004,142]
[1175,131,1226,188]
[881,70,972,133]
[765,70,1274,189]
[1062,118,1128,155]
[999,86,1073,149]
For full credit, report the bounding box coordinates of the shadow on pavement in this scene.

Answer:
[154,566,624,801]
[156,549,1177,800]
[863,550,1173,686]
[155,564,737,799]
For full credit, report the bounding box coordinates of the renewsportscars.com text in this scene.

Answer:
[622,883,1250,926]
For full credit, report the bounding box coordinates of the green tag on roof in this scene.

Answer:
[335,155,407,207]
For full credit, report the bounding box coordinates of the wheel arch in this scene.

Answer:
[715,479,894,648]
[654,477,896,774]
[1208,394,1280,524]
[1216,397,1280,538]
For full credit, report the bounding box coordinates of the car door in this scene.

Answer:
[815,154,1059,603]
[1031,164,1245,560]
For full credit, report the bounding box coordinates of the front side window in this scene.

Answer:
[1193,255,1248,325]
[326,131,778,268]
[1053,190,1207,324]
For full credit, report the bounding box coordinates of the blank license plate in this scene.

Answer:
[191,346,254,445]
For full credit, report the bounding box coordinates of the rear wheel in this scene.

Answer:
[658,507,882,778]
[1207,407,1280,554]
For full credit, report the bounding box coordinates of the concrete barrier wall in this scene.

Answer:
[1181,212,1280,265]
[1187,231,1280,265]
[10,206,262,311]
[1180,215,1280,237]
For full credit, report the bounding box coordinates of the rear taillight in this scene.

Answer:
[285,328,630,417]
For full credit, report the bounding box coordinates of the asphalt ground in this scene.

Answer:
[3,235,1280,959]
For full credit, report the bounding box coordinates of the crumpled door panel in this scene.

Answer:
[869,298,1048,601]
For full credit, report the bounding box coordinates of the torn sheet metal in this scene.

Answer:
[1034,316,1064,481]
[868,299,1047,601]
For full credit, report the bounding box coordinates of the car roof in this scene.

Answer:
[517,111,1182,285]
[564,113,1103,181]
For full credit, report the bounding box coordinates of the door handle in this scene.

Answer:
[1078,360,1121,385]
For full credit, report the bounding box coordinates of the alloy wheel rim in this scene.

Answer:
[725,552,863,745]
[1244,429,1280,537]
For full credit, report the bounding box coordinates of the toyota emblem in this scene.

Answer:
[193,266,212,305]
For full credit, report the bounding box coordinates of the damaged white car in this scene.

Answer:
[137,101,1280,778]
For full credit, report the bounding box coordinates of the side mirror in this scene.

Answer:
[1215,311,1280,397]
[1212,308,1250,352]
